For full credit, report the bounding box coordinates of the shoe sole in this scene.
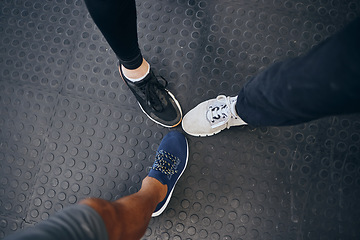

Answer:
[151,137,189,217]
[182,119,247,137]
[184,126,247,137]
[119,66,182,128]
[181,120,222,137]
[184,130,221,137]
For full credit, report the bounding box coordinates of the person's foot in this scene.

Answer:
[182,95,247,137]
[119,65,182,128]
[148,131,189,217]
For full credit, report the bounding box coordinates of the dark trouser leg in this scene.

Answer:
[84,0,143,69]
[236,17,360,126]
[4,205,108,240]
[5,177,166,240]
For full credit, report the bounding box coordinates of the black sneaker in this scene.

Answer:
[119,66,182,128]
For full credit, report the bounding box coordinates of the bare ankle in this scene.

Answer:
[80,198,125,240]
[121,58,150,81]
[141,176,168,203]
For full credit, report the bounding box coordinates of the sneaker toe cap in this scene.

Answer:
[182,102,220,136]
[159,131,188,157]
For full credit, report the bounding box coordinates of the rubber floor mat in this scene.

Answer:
[1,0,360,239]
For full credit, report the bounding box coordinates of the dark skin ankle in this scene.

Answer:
[80,177,167,240]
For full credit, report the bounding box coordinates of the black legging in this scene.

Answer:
[84,0,143,69]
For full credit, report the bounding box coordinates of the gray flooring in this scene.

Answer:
[1,0,360,239]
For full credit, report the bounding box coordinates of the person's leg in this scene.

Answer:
[182,18,360,136]
[83,0,142,69]
[236,17,360,126]
[79,177,167,240]
[4,205,109,240]
[84,0,182,127]
[5,178,166,240]
[5,131,188,240]
[80,131,189,240]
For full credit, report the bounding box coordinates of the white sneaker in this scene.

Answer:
[182,95,247,137]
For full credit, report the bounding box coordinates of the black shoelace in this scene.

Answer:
[143,73,168,112]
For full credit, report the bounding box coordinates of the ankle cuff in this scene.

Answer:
[118,52,143,70]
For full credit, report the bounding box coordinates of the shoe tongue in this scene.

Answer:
[206,103,230,128]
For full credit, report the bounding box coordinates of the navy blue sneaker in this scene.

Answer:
[149,131,189,217]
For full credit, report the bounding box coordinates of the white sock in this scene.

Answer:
[122,62,150,82]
